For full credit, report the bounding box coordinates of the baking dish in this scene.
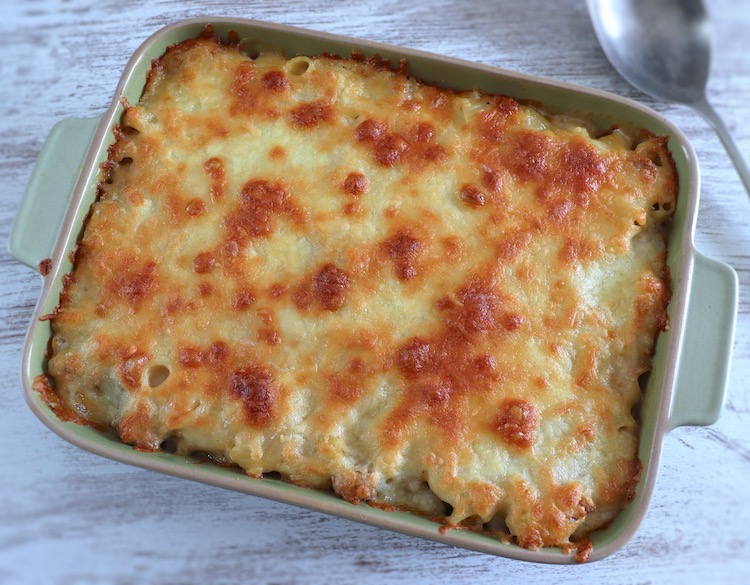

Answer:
[9,17,738,563]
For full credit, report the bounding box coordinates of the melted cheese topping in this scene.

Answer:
[42,31,677,554]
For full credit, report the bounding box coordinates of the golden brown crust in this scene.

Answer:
[41,33,677,558]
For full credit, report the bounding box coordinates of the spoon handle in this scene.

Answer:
[693,97,750,197]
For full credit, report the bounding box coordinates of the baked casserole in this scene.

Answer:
[36,27,677,560]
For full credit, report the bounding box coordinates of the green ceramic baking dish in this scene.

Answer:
[9,17,738,563]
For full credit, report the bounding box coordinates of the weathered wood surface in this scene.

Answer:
[1,1,748,583]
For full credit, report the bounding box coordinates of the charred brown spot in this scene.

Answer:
[225,179,289,241]
[268,283,286,298]
[410,121,434,143]
[401,99,420,112]
[257,307,274,325]
[193,252,215,274]
[178,346,205,368]
[420,144,446,163]
[503,313,525,331]
[436,296,456,311]
[242,178,287,208]
[210,341,228,361]
[262,70,289,92]
[355,118,438,168]
[269,145,286,160]
[354,119,385,142]
[204,157,226,200]
[413,379,451,407]
[447,279,501,336]
[115,261,157,307]
[162,296,185,316]
[349,358,365,373]
[294,264,349,312]
[329,374,364,402]
[478,96,519,142]
[204,157,224,180]
[343,202,359,216]
[186,198,206,216]
[233,287,256,310]
[290,100,333,127]
[473,353,497,375]
[293,284,312,311]
[313,263,349,311]
[342,172,368,196]
[559,138,608,194]
[493,399,538,449]
[384,231,422,281]
[547,199,573,224]
[177,341,227,369]
[398,337,434,376]
[374,134,409,166]
[459,184,485,207]
[229,366,276,425]
[259,327,281,345]
[507,130,552,181]
[481,169,503,193]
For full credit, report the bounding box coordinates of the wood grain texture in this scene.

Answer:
[1,1,748,583]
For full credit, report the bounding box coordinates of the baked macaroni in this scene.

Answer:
[38,28,677,559]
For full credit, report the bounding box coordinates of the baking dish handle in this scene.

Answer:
[669,250,738,431]
[9,117,100,270]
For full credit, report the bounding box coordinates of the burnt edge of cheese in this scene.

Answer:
[37,26,678,561]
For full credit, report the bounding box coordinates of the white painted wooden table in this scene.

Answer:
[2,1,749,583]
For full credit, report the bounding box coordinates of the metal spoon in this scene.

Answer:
[587,0,750,196]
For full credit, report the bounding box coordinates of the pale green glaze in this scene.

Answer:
[9,117,99,270]
[9,18,738,564]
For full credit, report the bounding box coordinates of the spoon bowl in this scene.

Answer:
[587,0,750,195]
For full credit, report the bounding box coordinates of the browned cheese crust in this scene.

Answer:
[41,30,677,554]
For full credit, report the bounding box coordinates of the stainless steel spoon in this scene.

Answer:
[587,0,750,196]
